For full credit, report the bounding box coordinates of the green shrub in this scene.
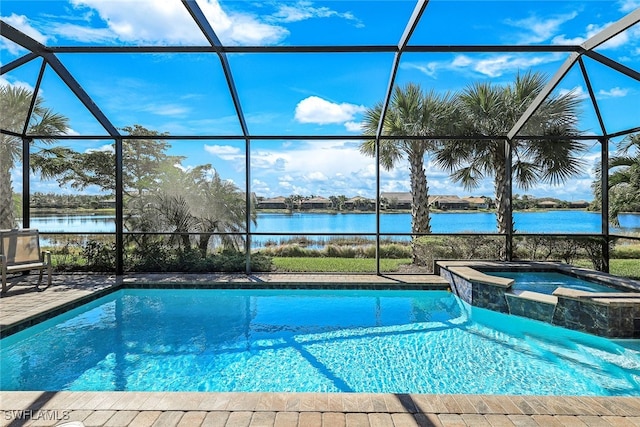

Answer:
[82,240,116,271]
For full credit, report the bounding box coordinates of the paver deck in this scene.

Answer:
[1,272,639,426]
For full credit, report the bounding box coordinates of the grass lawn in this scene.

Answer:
[273,256,640,279]
[272,257,411,273]
[573,259,640,280]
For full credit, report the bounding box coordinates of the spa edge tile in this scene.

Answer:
[530,414,566,426]
[507,414,541,426]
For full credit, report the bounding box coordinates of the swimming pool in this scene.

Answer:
[488,271,620,295]
[1,289,639,395]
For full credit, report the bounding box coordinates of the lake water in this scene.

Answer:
[22,211,640,235]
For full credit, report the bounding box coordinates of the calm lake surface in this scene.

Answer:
[24,211,640,235]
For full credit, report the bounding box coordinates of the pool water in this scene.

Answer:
[1,289,639,395]
[488,271,620,295]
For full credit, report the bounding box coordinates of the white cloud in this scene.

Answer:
[344,121,363,133]
[294,96,366,125]
[64,0,288,45]
[142,104,191,117]
[1,13,49,44]
[49,22,115,44]
[86,143,114,153]
[204,144,243,162]
[619,0,640,12]
[598,87,629,98]
[404,53,564,79]
[553,22,635,50]
[505,12,578,44]
[0,14,49,55]
[270,1,362,27]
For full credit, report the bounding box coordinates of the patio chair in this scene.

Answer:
[0,228,52,293]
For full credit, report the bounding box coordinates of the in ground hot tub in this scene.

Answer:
[487,271,621,295]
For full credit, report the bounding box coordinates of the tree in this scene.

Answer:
[145,164,254,256]
[435,71,584,233]
[360,84,456,263]
[593,133,640,226]
[0,85,69,229]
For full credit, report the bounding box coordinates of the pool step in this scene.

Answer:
[505,291,557,323]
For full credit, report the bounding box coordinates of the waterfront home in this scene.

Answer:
[380,192,413,209]
[257,196,287,209]
[430,195,470,210]
[301,196,332,210]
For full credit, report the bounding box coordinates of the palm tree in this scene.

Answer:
[0,85,69,229]
[360,83,456,263]
[435,71,584,233]
[596,133,640,227]
[147,164,255,257]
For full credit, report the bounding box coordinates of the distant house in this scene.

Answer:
[537,200,558,209]
[97,199,116,209]
[430,195,469,210]
[462,196,491,209]
[344,196,375,211]
[257,196,287,209]
[569,200,590,209]
[301,196,332,209]
[380,192,412,209]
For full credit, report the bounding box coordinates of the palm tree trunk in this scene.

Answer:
[493,149,510,234]
[0,156,16,229]
[408,150,431,264]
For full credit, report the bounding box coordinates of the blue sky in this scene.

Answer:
[2,0,639,202]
